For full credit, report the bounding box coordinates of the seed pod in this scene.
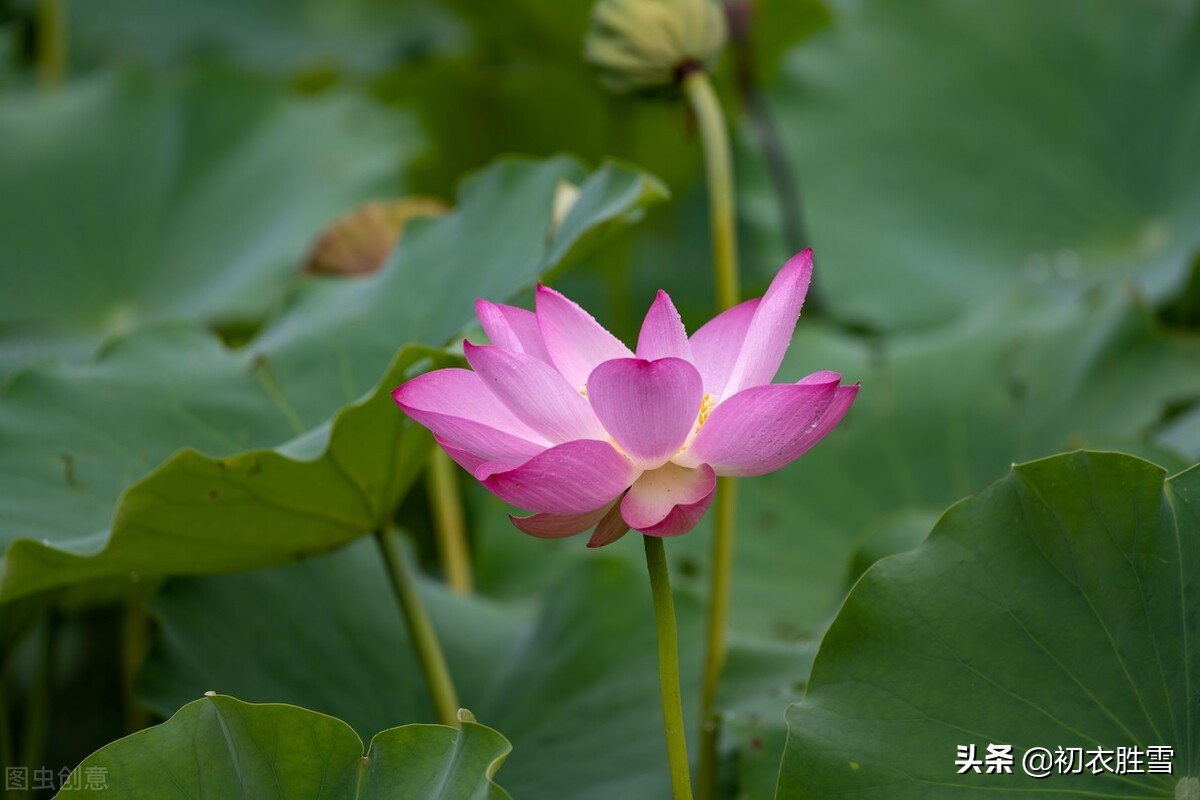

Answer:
[305,197,447,277]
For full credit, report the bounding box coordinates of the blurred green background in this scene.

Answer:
[1,0,1198,797]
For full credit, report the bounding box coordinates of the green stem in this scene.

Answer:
[19,612,58,781]
[120,596,152,733]
[682,70,740,312]
[427,449,474,595]
[697,477,737,800]
[683,68,743,800]
[643,535,694,800]
[727,0,812,266]
[0,659,13,778]
[36,0,67,90]
[374,528,460,726]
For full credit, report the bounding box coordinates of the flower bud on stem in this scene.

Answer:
[681,66,741,800]
[585,0,726,95]
[682,69,740,312]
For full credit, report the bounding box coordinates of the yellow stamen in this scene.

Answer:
[675,393,716,456]
[696,393,715,429]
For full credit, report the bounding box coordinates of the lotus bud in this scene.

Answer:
[584,0,728,94]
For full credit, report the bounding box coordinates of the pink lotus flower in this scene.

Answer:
[393,250,857,547]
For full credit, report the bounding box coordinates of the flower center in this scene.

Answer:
[674,393,715,456]
[695,393,715,430]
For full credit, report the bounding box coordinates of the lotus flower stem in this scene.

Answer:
[682,67,742,798]
[644,535,694,800]
[36,0,67,91]
[121,596,152,732]
[428,449,474,594]
[19,612,58,776]
[0,662,12,773]
[697,474,736,797]
[682,70,740,312]
[374,528,460,726]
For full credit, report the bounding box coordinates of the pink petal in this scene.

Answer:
[434,435,487,475]
[681,374,856,476]
[394,369,549,463]
[394,369,541,436]
[509,501,615,539]
[464,341,607,444]
[535,284,633,390]
[689,297,760,397]
[483,439,639,515]
[722,250,814,396]
[472,455,532,481]
[621,463,716,536]
[587,501,631,547]
[450,447,550,483]
[797,370,843,385]
[638,499,713,538]
[475,299,552,364]
[636,290,693,362]
[587,357,704,469]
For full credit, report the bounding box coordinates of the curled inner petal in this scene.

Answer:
[587,357,704,469]
[621,462,716,535]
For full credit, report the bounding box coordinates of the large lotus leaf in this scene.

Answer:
[750,0,1200,329]
[777,451,1200,798]
[0,68,421,378]
[0,339,449,602]
[476,287,1200,643]
[59,0,463,75]
[0,156,668,603]
[137,539,805,800]
[57,694,511,799]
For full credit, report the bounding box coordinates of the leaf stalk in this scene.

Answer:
[374,528,460,727]
[428,449,474,595]
[36,0,67,90]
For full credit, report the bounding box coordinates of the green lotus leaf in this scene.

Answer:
[750,0,1200,328]
[0,156,667,604]
[137,540,808,800]
[0,67,422,379]
[777,451,1200,798]
[56,694,511,799]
